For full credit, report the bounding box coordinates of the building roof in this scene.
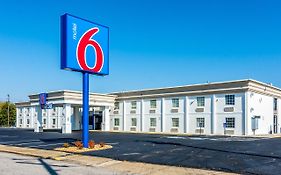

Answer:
[110,79,281,99]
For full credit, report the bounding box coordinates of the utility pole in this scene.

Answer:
[7,94,10,127]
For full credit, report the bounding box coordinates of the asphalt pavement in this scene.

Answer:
[0,128,281,175]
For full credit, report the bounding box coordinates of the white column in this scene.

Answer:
[34,106,42,132]
[211,95,216,134]
[123,101,126,131]
[184,96,189,133]
[16,108,19,128]
[161,98,165,132]
[104,106,110,131]
[140,99,144,132]
[31,107,35,128]
[62,104,72,134]
[242,92,248,135]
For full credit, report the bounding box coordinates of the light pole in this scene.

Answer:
[7,94,10,127]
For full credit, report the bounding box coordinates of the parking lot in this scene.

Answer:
[0,128,281,175]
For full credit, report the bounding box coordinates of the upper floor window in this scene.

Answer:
[197,97,205,107]
[19,108,23,113]
[131,101,137,109]
[150,100,157,108]
[172,98,179,108]
[274,98,278,111]
[114,102,120,110]
[26,107,30,113]
[225,95,235,105]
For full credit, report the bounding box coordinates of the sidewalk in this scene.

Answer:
[0,144,238,175]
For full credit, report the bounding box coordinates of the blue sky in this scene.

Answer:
[0,0,281,102]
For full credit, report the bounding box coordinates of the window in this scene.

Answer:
[150,118,156,127]
[43,118,46,125]
[150,100,157,108]
[197,97,205,107]
[114,118,120,126]
[27,119,30,125]
[131,101,137,109]
[53,107,56,112]
[196,118,205,128]
[131,118,137,127]
[114,102,119,110]
[20,119,23,124]
[274,98,278,111]
[226,118,235,128]
[225,95,235,105]
[52,119,56,125]
[26,108,30,113]
[19,108,23,113]
[172,98,179,108]
[172,118,179,127]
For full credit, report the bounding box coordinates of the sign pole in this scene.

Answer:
[82,72,89,148]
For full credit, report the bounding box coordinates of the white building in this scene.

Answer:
[16,79,281,136]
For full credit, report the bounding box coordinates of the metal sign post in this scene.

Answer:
[61,14,109,148]
[82,72,89,147]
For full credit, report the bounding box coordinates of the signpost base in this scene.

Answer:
[82,72,89,148]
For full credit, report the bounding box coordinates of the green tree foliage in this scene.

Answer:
[0,102,16,126]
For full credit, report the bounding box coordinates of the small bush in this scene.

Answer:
[99,142,105,147]
[89,140,95,149]
[63,143,70,148]
[74,141,83,149]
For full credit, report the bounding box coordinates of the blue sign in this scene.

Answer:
[61,14,109,75]
[39,93,47,106]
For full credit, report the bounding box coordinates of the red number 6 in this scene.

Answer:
[76,28,104,72]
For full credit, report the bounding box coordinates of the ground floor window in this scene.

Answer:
[196,118,205,128]
[19,119,22,124]
[27,119,30,125]
[225,117,235,128]
[172,118,179,127]
[131,118,137,127]
[43,118,46,125]
[150,118,156,127]
[114,118,120,126]
[52,119,56,125]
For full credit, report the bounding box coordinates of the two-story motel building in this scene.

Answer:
[15,79,281,136]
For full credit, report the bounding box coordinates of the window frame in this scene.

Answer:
[197,97,205,107]
[196,118,205,128]
[172,118,179,127]
[225,95,235,105]
[225,117,235,128]
[114,118,120,126]
[150,100,157,108]
[172,98,179,108]
[150,118,157,127]
[131,101,137,110]
[131,118,137,127]
[114,102,120,110]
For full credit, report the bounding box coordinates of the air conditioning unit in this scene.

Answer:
[170,128,178,133]
[113,111,119,114]
[130,110,136,114]
[113,127,119,130]
[195,108,204,112]
[26,125,30,128]
[171,109,178,113]
[130,127,136,131]
[52,112,56,116]
[149,110,156,114]
[149,128,156,132]
[52,125,56,128]
[225,130,234,135]
[224,107,234,112]
[195,129,204,134]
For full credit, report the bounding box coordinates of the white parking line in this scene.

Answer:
[122,153,141,156]
[14,141,44,146]
[105,142,119,145]
[0,140,41,145]
[29,142,66,148]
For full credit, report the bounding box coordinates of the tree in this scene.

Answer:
[0,102,16,127]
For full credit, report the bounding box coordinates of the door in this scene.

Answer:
[94,114,103,130]
[273,115,278,134]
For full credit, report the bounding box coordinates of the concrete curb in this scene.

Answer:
[0,144,238,175]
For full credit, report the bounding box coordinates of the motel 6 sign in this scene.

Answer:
[61,14,109,75]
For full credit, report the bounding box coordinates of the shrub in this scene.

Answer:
[74,141,83,149]
[89,140,95,149]
[63,143,70,148]
[99,142,105,147]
